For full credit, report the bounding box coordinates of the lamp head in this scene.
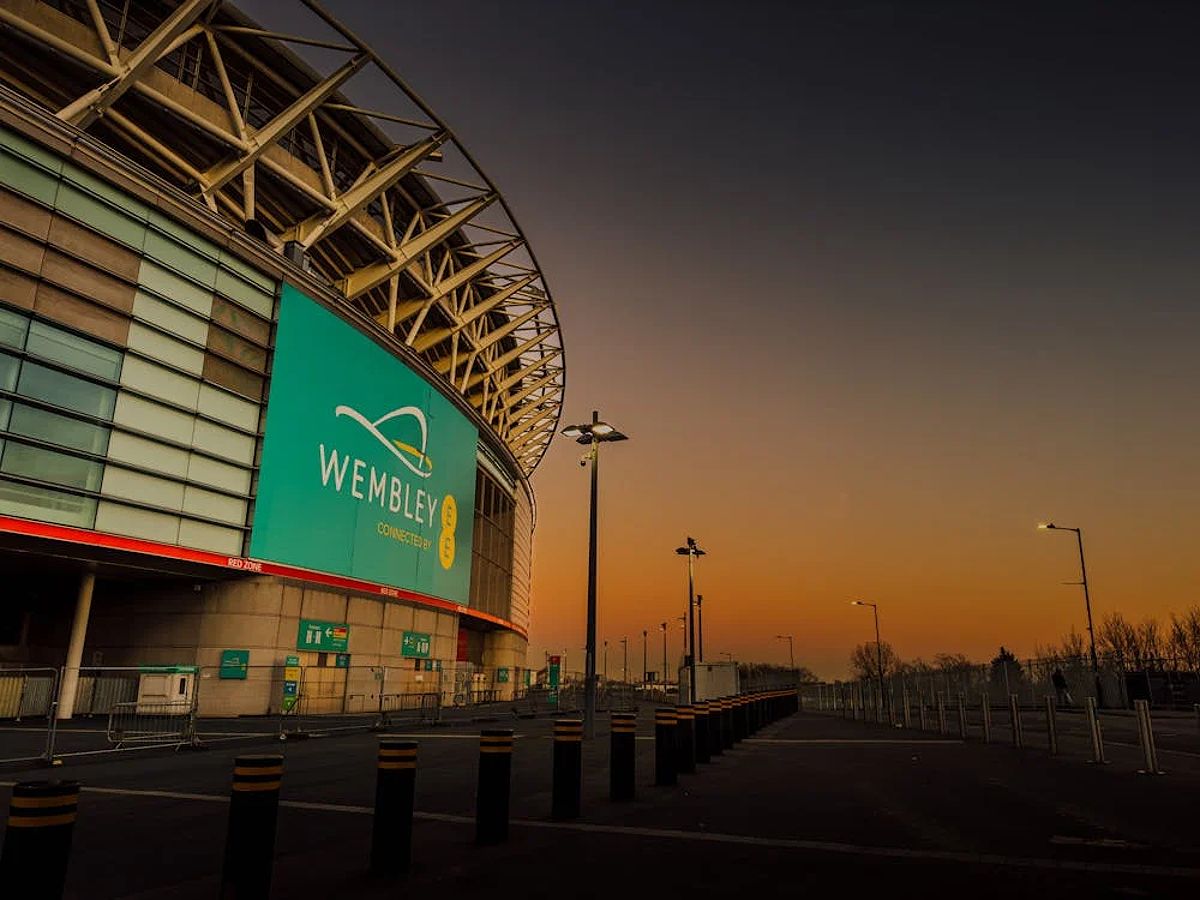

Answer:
[1038,522,1055,530]
[561,424,584,439]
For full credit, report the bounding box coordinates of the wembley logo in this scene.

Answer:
[334,404,433,478]
[316,403,444,531]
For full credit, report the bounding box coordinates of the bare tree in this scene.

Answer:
[1167,606,1200,669]
[849,641,899,681]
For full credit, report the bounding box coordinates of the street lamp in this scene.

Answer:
[660,622,668,687]
[620,636,629,684]
[675,537,707,702]
[850,600,886,716]
[561,411,628,740]
[603,639,608,683]
[1038,523,1101,687]
[642,629,648,684]
[775,634,795,683]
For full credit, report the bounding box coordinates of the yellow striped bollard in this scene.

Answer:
[476,728,514,845]
[220,754,283,900]
[693,701,711,763]
[654,708,678,785]
[675,705,696,774]
[610,712,637,800]
[371,739,417,876]
[552,719,583,819]
[0,780,80,900]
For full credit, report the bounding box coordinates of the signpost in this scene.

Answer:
[548,655,561,707]
[219,650,249,680]
[282,655,301,713]
[401,631,431,658]
[297,619,349,653]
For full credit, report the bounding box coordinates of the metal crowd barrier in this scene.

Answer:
[377,692,441,728]
[106,700,198,750]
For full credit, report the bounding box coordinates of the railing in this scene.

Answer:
[106,700,198,750]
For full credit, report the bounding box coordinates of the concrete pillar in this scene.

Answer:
[56,572,95,720]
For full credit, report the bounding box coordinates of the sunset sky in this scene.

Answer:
[254,2,1200,677]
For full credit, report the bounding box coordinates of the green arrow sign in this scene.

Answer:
[297,618,349,652]
[401,630,431,658]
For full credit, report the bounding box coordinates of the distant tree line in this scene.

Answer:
[738,661,818,686]
[846,603,1200,681]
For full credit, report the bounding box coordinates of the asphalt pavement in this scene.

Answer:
[1,704,1198,898]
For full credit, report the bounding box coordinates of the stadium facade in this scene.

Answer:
[0,0,563,716]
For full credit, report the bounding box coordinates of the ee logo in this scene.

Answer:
[438,494,457,570]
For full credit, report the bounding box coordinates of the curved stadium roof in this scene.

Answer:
[0,0,565,475]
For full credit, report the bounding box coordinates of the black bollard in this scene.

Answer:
[0,780,80,900]
[220,755,283,900]
[654,708,678,786]
[707,699,723,757]
[476,728,514,844]
[722,698,735,750]
[733,697,747,742]
[693,701,711,763]
[371,739,417,876]
[610,712,637,801]
[552,719,583,819]
[675,705,696,775]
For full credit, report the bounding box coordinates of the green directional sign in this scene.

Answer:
[401,630,431,658]
[297,618,349,653]
[250,284,477,604]
[496,667,510,684]
[219,650,249,680]
[282,654,301,713]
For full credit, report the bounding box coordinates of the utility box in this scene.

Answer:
[136,668,197,713]
[679,661,740,702]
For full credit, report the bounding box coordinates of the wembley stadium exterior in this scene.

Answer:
[0,0,563,716]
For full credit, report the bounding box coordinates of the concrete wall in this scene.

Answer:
[84,575,485,716]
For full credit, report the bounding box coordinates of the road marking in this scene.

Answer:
[3,782,1195,878]
[1107,741,1200,760]
[745,739,963,745]
[1051,835,1148,850]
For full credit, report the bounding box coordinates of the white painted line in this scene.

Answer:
[3,782,1194,878]
[745,739,963,745]
[1107,741,1200,760]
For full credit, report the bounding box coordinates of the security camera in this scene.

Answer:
[579,455,589,467]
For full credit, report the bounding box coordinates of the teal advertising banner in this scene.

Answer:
[251,284,477,604]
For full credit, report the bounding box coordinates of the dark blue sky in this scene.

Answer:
[248,1,1200,668]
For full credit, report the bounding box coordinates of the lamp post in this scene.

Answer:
[775,634,795,684]
[851,600,885,714]
[1038,523,1101,700]
[603,639,608,683]
[642,629,648,684]
[660,622,668,687]
[675,537,706,703]
[561,412,628,740]
[696,594,704,663]
[620,636,629,684]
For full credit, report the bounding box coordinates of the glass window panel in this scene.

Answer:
[0,352,17,392]
[0,398,9,430]
[0,477,97,528]
[16,362,116,419]
[0,307,28,349]
[1,441,103,491]
[26,320,121,380]
[7,404,110,455]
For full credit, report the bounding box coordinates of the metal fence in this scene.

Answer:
[805,653,1200,715]
[0,667,59,765]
